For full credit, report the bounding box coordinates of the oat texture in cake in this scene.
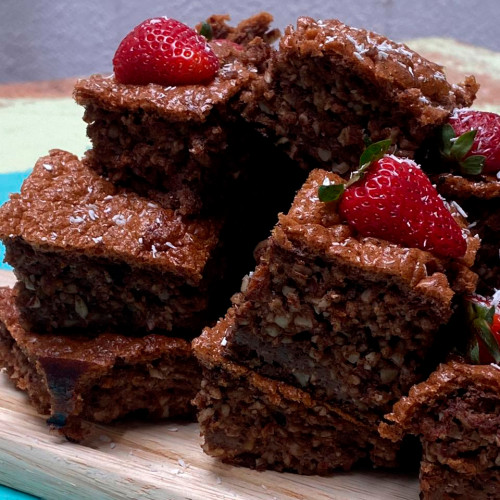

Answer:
[0,150,226,335]
[242,17,478,175]
[0,287,200,441]
[193,311,401,474]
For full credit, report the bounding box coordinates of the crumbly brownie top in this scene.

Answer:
[0,150,221,283]
[196,12,280,46]
[274,169,479,297]
[0,287,192,365]
[74,34,272,122]
[280,17,478,123]
[380,359,500,442]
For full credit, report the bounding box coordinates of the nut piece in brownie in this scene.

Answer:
[0,150,225,335]
[74,13,280,216]
[242,17,478,175]
[380,360,500,499]
[0,287,200,442]
[221,168,479,423]
[192,311,400,474]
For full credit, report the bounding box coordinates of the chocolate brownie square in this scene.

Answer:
[0,150,225,335]
[0,287,200,441]
[380,360,500,499]
[74,14,280,216]
[243,17,478,175]
[221,168,479,422]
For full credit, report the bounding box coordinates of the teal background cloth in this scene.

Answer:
[0,176,35,500]
[0,171,31,270]
[0,486,38,499]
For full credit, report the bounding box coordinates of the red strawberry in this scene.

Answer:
[113,17,219,86]
[464,294,500,364]
[318,141,467,258]
[442,109,500,175]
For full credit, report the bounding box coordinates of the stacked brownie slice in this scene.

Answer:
[193,168,479,473]
[0,13,297,441]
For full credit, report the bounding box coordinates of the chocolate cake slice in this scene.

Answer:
[380,360,500,499]
[0,150,226,335]
[74,13,282,216]
[221,168,479,424]
[0,287,200,441]
[242,17,478,174]
[192,310,400,474]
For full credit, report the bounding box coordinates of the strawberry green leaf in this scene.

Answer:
[359,139,392,168]
[450,129,477,161]
[441,123,455,156]
[318,183,345,202]
[459,155,485,175]
[473,318,500,363]
[471,302,496,324]
[199,21,213,40]
[467,336,481,364]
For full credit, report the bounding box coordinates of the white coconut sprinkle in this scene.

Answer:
[450,201,467,218]
[42,163,53,171]
[92,236,103,244]
[221,337,228,347]
[112,214,127,226]
[69,215,85,224]
[491,289,500,307]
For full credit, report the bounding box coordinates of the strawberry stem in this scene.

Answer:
[441,125,485,175]
[199,21,213,40]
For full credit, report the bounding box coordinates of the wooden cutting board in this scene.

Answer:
[0,271,419,500]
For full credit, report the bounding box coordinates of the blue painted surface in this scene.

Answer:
[0,171,31,270]
[0,172,37,497]
[0,485,38,499]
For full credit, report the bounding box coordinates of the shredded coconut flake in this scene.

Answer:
[69,215,85,224]
[451,201,468,218]
[42,163,53,171]
[112,214,127,226]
